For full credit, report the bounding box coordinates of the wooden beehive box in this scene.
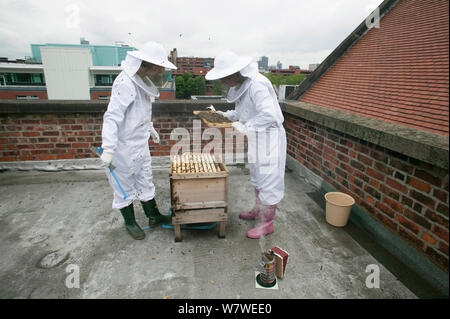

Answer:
[170,153,229,242]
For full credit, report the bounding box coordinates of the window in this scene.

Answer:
[16,73,32,83]
[95,74,117,86]
[0,73,45,85]
[16,95,40,100]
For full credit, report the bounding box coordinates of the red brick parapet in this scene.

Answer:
[0,100,243,162]
[284,101,449,272]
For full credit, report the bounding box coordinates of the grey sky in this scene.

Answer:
[0,0,382,69]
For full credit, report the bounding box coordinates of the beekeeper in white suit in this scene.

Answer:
[205,51,286,239]
[101,41,177,240]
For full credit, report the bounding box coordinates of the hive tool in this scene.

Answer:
[91,146,129,199]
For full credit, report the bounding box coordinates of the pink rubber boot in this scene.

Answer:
[246,204,277,239]
[239,189,261,220]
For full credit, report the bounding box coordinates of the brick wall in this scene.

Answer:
[159,91,176,100]
[90,91,111,100]
[0,101,246,162]
[0,90,47,100]
[0,113,104,161]
[284,113,449,272]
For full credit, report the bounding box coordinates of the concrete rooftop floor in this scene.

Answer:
[0,162,417,299]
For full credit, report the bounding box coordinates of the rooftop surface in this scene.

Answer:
[0,160,419,299]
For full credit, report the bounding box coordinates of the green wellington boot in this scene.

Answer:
[119,203,145,240]
[141,198,171,227]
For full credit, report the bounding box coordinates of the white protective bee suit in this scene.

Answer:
[220,62,286,206]
[101,53,161,209]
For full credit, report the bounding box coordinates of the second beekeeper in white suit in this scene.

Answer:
[205,51,287,239]
[101,41,176,240]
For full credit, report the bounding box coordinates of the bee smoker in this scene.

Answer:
[256,249,277,288]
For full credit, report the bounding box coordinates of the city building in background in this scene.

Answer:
[169,49,215,95]
[170,53,214,77]
[268,65,312,76]
[0,39,176,100]
[79,37,90,45]
[258,56,269,71]
[0,61,47,100]
[30,39,135,66]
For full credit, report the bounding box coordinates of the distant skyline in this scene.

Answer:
[0,0,382,69]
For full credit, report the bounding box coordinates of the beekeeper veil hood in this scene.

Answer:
[205,51,258,102]
[226,61,261,102]
[121,41,177,98]
[128,41,176,70]
[205,51,252,81]
[121,53,141,77]
[120,54,157,98]
[239,61,259,78]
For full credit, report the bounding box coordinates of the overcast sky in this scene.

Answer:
[0,0,382,69]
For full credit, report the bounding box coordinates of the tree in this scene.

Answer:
[195,76,206,95]
[175,72,208,98]
[186,78,196,96]
[175,76,186,99]
[264,73,306,88]
[212,80,224,96]
[182,72,191,83]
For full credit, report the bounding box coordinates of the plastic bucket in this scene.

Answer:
[324,192,355,227]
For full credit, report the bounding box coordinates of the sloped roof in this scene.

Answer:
[294,0,449,135]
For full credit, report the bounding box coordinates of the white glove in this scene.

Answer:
[206,105,216,111]
[232,121,247,135]
[100,149,114,167]
[149,126,160,144]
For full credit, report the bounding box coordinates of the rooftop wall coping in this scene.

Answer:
[285,101,449,170]
[0,99,447,169]
[0,99,233,114]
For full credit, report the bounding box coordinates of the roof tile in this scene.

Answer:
[300,0,449,135]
